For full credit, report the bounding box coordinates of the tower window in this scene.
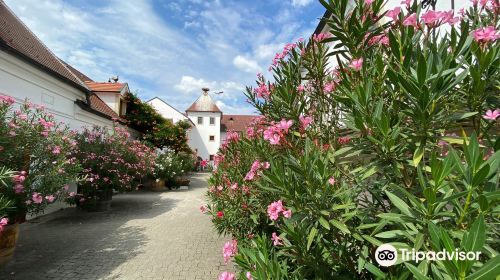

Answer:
[209,135,215,141]
[197,117,203,125]
[210,117,215,125]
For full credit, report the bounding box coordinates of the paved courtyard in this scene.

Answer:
[0,173,233,280]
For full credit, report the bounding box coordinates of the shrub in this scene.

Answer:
[0,96,81,222]
[207,1,499,279]
[154,150,194,185]
[72,125,156,203]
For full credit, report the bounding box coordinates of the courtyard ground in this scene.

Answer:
[0,173,232,280]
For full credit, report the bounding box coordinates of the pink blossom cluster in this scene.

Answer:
[312,32,331,42]
[254,82,272,99]
[244,160,270,181]
[221,131,240,150]
[271,232,283,246]
[0,95,15,105]
[472,26,499,44]
[365,33,389,46]
[263,119,294,145]
[337,136,351,145]
[218,272,235,280]
[267,200,292,221]
[245,116,266,139]
[222,239,238,263]
[271,42,297,67]
[299,115,313,130]
[0,217,8,232]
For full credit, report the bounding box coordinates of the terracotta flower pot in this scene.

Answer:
[0,224,20,267]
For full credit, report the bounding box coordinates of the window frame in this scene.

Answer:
[209,135,215,142]
[197,116,203,125]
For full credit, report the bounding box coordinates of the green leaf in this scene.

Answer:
[364,262,386,278]
[385,190,414,217]
[413,145,425,166]
[465,255,500,280]
[330,219,350,234]
[405,263,430,280]
[319,217,330,230]
[463,214,485,252]
[307,227,318,251]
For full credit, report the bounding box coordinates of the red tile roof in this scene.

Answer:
[221,115,258,132]
[85,81,125,92]
[0,2,88,90]
[186,93,222,113]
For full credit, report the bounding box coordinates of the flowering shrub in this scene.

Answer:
[0,96,81,222]
[208,0,499,279]
[72,125,156,204]
[154,150,194,184]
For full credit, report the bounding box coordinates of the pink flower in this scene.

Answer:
[217,211,224,218]
[200,205,207,213]
[323,81,336,93]
[32,192,43,204]
[483,109,500,120]
[14,184,24,194]
[299,115,313,129]
[365,0,374,5]
[386,7,401,22]
[401,0,411,7]
[261,162,270,169]
[222,239,238,263]
[45,195,56,203]
[0,217,8,232]
[12,174,26,183]
[472,26,499,44]
[267,200,284,221]
[349,58,363,71]
[230,183,238,190]
[63,184,69,191]
[52,146,61,155]
[69,192,76,197]
[328,177,336,185]
[244,171,255,181]
[278,119,293,133]
[312,32,331,42]
[297,84,305,93]
[246,271,253,280]
[283,209,292,218]
[338,136,351,145]
[271,232,283,246]
[242,185,250,194]
[403,13,418,28]
[219,272,235,280]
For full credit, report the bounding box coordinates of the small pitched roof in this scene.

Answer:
[186,93,222,113]
[85,81,126,92]
[0,2,88,91]
[221,115,258,132]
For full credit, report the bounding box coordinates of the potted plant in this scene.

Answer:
[72,125,156,211]
[0,96,81,264]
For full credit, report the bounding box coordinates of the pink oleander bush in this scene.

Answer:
[0,96,81,223]
[71,125,156,205]
[209,0,499,279]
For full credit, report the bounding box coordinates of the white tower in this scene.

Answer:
[185,88,222,161]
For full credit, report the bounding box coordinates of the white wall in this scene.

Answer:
[95,92,120,115]
[0,50,115,130]
[186,111,221,160]
[147,97,189,123]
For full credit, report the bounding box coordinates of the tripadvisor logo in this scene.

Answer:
[375,243,481,267]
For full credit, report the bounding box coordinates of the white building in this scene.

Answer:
[149,88,258,162]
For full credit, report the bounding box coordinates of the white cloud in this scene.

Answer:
[291,0,313,7]
[215,100,255,115]
[233,55,262,73]
[174,76,217,94]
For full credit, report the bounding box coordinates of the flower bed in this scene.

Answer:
[206,1,499,279]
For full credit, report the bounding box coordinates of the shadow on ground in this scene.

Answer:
[0,190,179,280]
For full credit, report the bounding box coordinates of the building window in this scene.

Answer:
[209,117,215,125]
[197,117,203,125]
[209,135,215,141]
[209,155,214,161]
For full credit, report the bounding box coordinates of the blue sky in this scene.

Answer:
[5,0,326,115]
